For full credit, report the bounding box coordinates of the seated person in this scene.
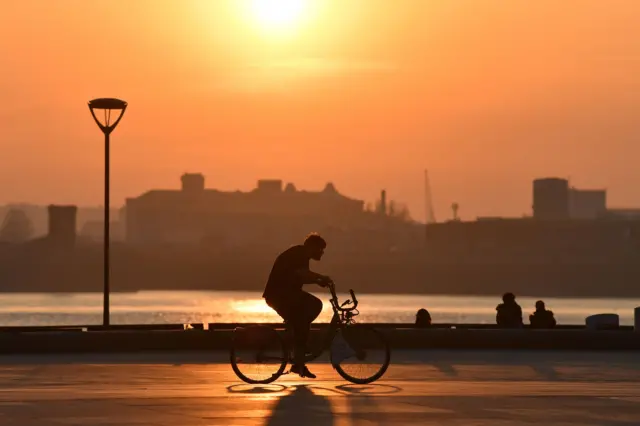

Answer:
[415,308,432,327]
[496,292,523,328]
[529,300,556,328]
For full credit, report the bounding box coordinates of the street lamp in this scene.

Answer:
[88,98,128,327]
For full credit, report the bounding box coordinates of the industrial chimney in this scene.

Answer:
[379,190,387,216]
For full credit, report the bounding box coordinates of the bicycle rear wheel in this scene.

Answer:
[330,325,391,384]
[230,325,288,384]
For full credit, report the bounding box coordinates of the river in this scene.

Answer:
[0,291,638,326]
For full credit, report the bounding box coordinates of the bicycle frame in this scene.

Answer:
[300,282,360,362]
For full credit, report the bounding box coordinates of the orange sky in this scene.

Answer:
[1,0,640,221]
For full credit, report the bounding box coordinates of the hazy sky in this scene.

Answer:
[2,0,640,221]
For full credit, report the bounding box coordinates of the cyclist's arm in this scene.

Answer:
[295,269,329,285]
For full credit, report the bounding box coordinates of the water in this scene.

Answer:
[0,291,638,326]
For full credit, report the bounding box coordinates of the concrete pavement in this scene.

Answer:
[0,350,639,425]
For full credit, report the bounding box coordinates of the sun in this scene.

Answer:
[248,0,309,34]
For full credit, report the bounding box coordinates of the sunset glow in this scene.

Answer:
[247,0,310,35]
[2,2,640,220]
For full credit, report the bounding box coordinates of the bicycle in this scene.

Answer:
[229,282,391,384]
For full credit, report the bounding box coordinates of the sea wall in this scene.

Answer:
[2,327,640,354]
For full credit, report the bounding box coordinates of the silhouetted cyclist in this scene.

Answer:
[262,233,332,379]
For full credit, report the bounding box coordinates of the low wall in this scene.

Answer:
[0,322,631,332]
[1,327,640,354]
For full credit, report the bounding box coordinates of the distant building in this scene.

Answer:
[424,217,640,262]
[605,208,640,220]
[532,178,570,220]
[124,174,366,245]
[47,205,77,249]
[569,188,607,220]
[79,220,125,242]
[532,177,607,220]
[423,175,640,262]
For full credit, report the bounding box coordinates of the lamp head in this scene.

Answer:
[88,98,127,111]
[88,98,128,134]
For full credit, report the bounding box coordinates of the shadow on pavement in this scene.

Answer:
[335,383,402,395]
[265,384,335,426]
[431,362,458,377]
[335,383,396,424]
[529,364,560,381]
[427,361,561,381]
[226,384,287,394]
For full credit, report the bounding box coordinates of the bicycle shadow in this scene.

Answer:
[226,382,401,425]
[264,384,335,426]
[335,383,402,395]
[226,384,287,394]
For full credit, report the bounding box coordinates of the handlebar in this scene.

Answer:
[327,282,358,312]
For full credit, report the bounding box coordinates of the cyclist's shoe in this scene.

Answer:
[290,364,317,379]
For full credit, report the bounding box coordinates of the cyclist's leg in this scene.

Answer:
[269,292,321,378]
[291,292,322,365]
[266,297,299,357]
[300,291,323,324]
[266,298,294,328]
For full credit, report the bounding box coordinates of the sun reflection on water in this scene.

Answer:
[232,299,274,315]
[0,291,637,326]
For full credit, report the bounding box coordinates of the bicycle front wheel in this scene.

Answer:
[330,325,391,384]
[230,325,288,384]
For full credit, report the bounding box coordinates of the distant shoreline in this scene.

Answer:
[1,288,639,301]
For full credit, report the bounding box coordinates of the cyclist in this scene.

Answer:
[262,233,332,379]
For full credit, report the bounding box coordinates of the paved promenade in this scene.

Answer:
[0,350,639,425]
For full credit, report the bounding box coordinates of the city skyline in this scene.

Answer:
[0,172,630,223]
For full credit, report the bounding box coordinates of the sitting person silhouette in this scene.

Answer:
[415,308,432,327]
[496,292,523,328]
[529,300,556,328]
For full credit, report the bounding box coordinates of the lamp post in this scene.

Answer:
[88,98,127,327]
